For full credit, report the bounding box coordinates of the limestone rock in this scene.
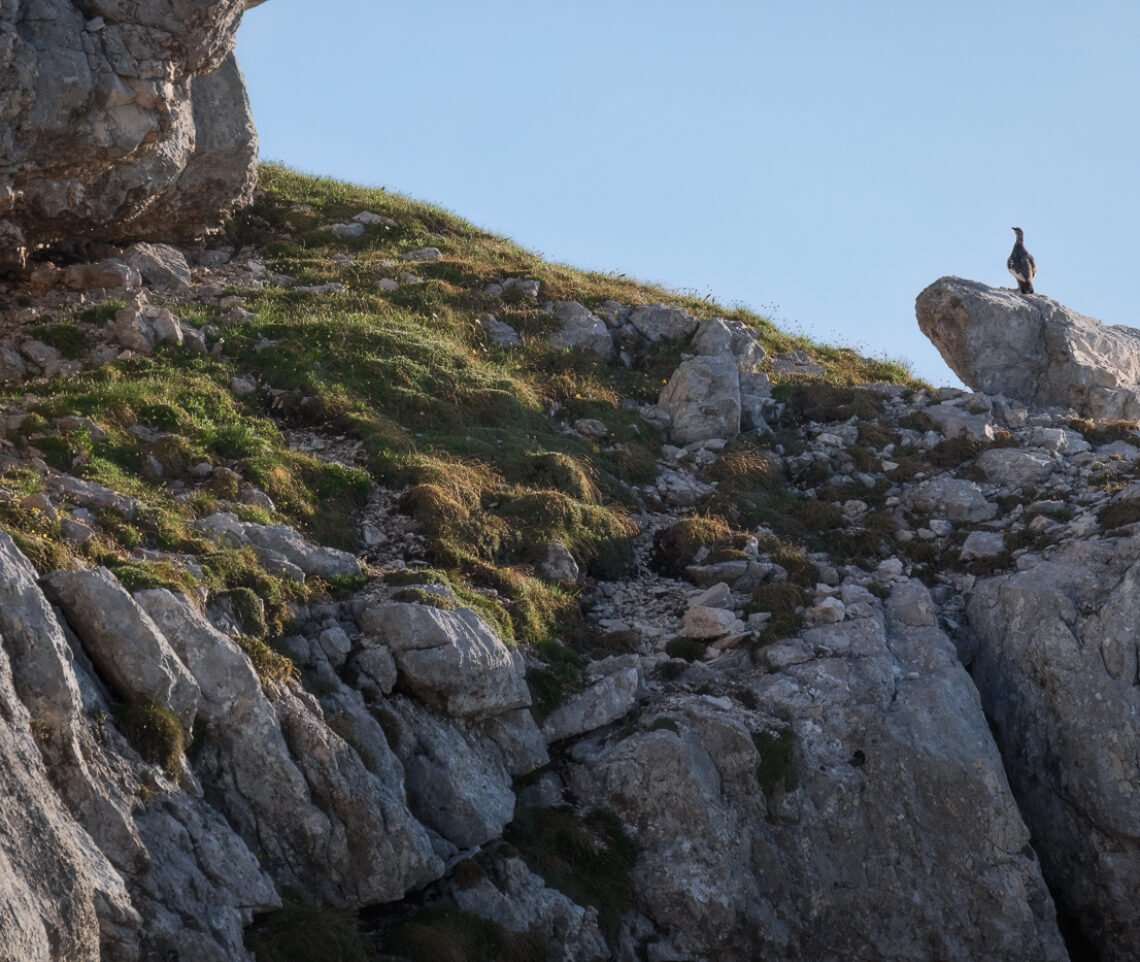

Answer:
[0,7,262,270]
[195,512,362,580]
[0,640,139,962]
[136,590,443,907]
[538,542,580,582]
[47,474,140,519]
[541,654,643,744]
[548,301,613,358]
[478,314,523,348]
[924,400,995,441]
[43,569,200,728]
[691,316,766,366]
[976,448,1056,488]
[123,243,192,291]
[64,258,142,291]
[681,604,740,638]
[348,643,398,698]
[384,696,515,849]
[629,303,698,342]
[110,298,157,354]
[448,856,608,962]
[917,276,1140,418]
[476,708,549,777]
[739,370,776,432]
[566,584,1066,962]
[400,246,442,261]
[969,544,1140,961]
[960,530,1006,561]
[360,603,531,719]
[906,476,997,523]
[659,353,742,444]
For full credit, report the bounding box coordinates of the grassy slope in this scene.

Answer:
[0,163,919,654]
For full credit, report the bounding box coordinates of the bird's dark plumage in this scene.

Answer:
[1007,226,1036,294]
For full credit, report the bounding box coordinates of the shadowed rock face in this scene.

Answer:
[969,541,1140,962]
[0,0,266,271]
[916,276,1140,419]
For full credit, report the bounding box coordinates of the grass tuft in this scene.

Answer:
[115,702,184,779]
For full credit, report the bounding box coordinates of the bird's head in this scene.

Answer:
[1011,227,1025,240]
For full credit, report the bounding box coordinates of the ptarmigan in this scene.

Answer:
[1007,227,1036,294]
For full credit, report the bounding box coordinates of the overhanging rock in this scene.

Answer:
[916,276,1140,419]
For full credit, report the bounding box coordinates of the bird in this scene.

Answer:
[1007,227,1036,294]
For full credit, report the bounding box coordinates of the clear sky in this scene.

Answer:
[235,1,1140,387]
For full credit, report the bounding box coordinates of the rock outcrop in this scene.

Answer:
[16,162,1140,961]
[0,1,264,271]
[567,582,1068,962]
[969,542,1140,962]
[917,276,1140,419]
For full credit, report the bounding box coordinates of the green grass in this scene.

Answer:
[382,906,545,962]
[752,728,798,794]
[2,162,922,696]
[246,889,378,962]
[505,806,636,940]
[115,702,185,780]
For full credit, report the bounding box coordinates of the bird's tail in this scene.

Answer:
[1018,280,1034,294]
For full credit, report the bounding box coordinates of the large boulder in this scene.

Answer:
[0,3,264,271]
[968,540,1140,962]
[916,276,1140,418]
[548,301,613,358]
[42,568,200,728]
[658,353,742,444]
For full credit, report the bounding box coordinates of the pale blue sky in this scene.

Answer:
[236,2,1140,386]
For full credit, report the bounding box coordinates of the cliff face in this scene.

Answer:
[0,0,263,271]
[0,170,1137,959]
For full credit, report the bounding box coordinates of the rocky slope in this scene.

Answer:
[0,169,1138,962]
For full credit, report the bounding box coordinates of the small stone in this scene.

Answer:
[500,278,541,299]
[123,242,192,291]
[573,418,609,438]
[680,605,738,639]
[330,222,365,239]
[150,309,183,345]
[960,531,1006,561]
[689,583,734,610]
[377,277,399,292]
[806,596,845,624]
[478,314,522,348]
[628,303,698,342]
[230,375,256,395]
[240,487,276,512]
[61,518,94,543]
[538,543,579,582]
[64,258,141,290]
[21,493,57,520]
[318,626,353,669]
[400,247,442,262]
[226,306,255,323]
